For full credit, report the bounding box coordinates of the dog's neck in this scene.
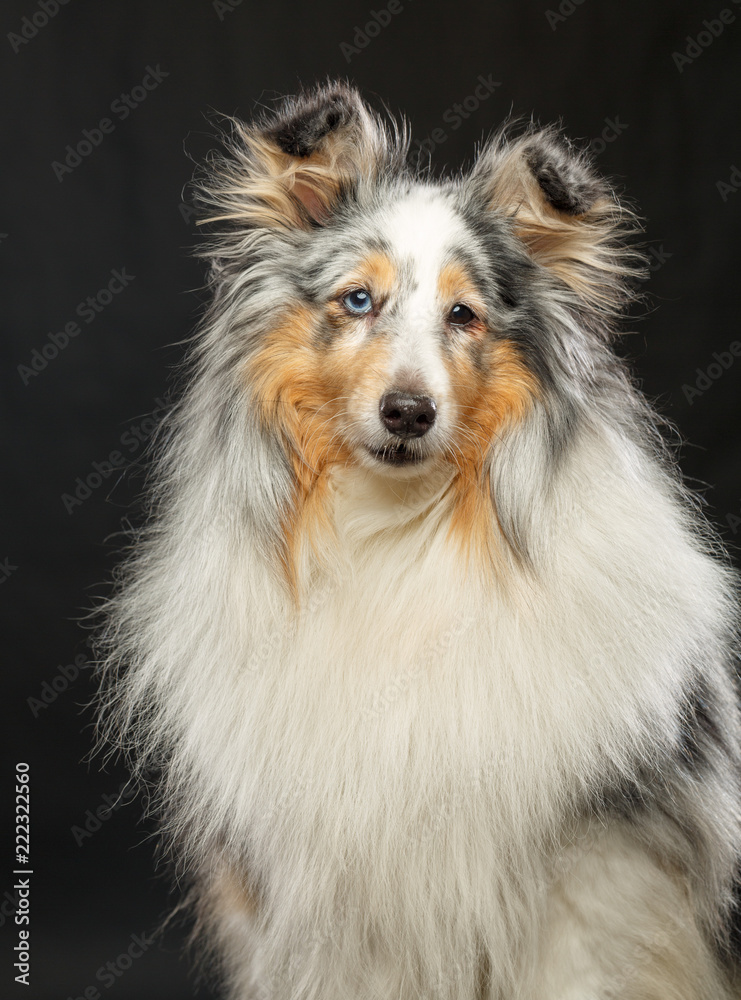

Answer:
[329,461,456,541]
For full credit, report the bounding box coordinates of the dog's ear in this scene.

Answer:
[198,82,391,233]
[472,127,640,314]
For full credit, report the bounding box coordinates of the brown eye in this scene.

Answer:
[449,303,476,326]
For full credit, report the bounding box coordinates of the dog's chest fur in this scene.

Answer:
[193,448,708,978]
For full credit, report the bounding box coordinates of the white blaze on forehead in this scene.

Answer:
[378,188,469,395]
[381,187,468,263]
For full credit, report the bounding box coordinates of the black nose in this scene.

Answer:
[379,392,437,438]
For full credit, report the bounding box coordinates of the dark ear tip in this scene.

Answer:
[525,139,604,216]
[266,84,362,158]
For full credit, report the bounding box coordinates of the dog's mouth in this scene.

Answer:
[365,441,426,466]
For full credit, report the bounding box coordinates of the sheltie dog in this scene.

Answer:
[97,81,741,998]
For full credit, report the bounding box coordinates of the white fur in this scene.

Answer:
[107,413,737,998]
[344,190,468,468]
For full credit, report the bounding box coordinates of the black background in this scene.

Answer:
[3,1,741,997]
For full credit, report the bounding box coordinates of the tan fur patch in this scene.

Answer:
[200,104,383,233]
[442,337,538,572]
[330,251,397,310]
[191,859,261,954]
[248,303,390,594]
[437,262,488,332]
[488,143,636,314]
[213,865,259,919]
[203,132,344,231]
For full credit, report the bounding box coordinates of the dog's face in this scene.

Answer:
[248,186,538,482]
[198,83,635,571]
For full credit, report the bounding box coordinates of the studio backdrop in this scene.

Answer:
[2,2,741,998]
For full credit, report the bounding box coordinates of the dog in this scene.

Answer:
[97,81,741,998]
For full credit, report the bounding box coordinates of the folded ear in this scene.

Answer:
[472,126,641,316]
[197,82,393,234]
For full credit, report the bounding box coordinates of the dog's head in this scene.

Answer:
[193,82,641,578]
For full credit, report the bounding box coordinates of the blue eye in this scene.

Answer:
[342,289,373,315]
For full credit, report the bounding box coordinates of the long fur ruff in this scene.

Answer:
[96,81,741,999]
